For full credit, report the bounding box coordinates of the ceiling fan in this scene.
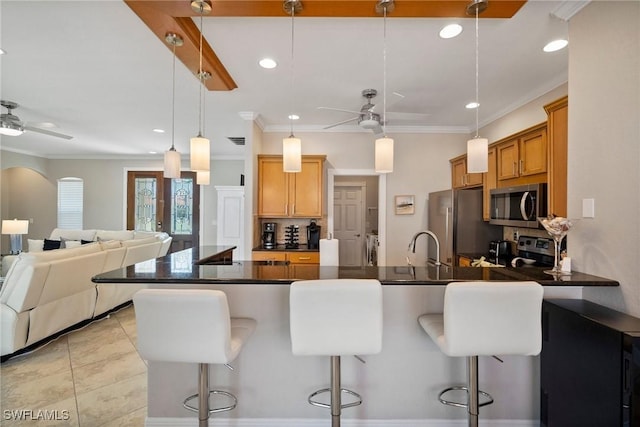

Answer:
[318,88,429,135]
[0,100,73,140]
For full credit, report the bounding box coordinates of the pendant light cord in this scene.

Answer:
[171,40,177,150]
[382,5,388,136]
[289,4,295,137]
[474,6,480,138]
[198,4,205,137]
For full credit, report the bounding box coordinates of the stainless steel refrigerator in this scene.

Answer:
[427,187,502,266]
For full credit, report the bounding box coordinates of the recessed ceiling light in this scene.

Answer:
[465,102,480,109]
[149,151,158,154]
[259,58,277,69]
[440,24,463,39]
[288,114,300,120]
[153,128,165,133]
[0,48,6,55]
[543,39,568,52]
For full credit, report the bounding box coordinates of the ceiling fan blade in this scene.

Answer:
[318,107,362,115]
[323,116,360,129]
[24,124,73,140]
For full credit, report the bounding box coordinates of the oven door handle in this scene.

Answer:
[520,191,535,220]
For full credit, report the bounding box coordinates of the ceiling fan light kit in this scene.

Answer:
[164,33,183,179]
[282,0,303,173]
[466,0,489,174]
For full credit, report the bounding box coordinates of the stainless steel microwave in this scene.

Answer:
[490,183,547,228]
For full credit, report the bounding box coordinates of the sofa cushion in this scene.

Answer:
[49,228,97,242]
[43,239,62,251]
[122,236,158,247]
[96,230,135,241]
[28,239,44,252]
[19,242,101,263]
[99,240,122,250]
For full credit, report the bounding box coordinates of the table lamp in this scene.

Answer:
[2,219,29,254]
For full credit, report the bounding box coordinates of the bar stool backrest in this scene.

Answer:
[134,289,234,364]
[290,279,383,356]
[442,281,543,357]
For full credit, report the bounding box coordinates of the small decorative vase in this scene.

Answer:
[538,216,576,277]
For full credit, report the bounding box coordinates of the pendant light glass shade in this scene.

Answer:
[375,136,394,173]
[190,135,210,171]
[283,135,302,172]
[467,137,488,173]
[196,170,210,185]
[164,148,181,178]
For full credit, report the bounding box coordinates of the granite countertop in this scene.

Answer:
[93,246,619,287]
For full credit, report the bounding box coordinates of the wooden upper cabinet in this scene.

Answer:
[451,156,482,189]
[482,146,497,221]
[545,96,568,217]
[258,155,325,218]
[258,157,288,217]
[496,123,547,183]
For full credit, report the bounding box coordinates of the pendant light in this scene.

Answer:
[466,0,489,174]
[196,170,210,185]
[190,0,211,173]
[163,33,183,179]
[282,0,302,173]
[375,0,394,174]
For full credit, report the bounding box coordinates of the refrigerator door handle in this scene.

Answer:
[445,206,452,264]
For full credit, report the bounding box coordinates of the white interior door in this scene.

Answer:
[334,184,365,267]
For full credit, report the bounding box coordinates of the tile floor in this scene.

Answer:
[0,305,147,427]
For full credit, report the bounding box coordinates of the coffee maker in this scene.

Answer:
[306,220,321,250]
[262,222,277,249]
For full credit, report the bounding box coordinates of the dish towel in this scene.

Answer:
[320,238,339,266]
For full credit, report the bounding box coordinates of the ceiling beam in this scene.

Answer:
[125,0,526,91]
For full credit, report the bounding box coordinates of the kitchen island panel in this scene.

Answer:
[143,284,570,423]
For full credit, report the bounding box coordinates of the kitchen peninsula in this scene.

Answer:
[94,245,617,287]
[93,246,618,425]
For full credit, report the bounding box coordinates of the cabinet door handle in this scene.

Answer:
[298,256,311,260]
[520,159,524,175]
[292,204,295,215]
[285,204,288,216]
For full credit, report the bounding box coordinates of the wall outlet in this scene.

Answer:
[513,230,519,241]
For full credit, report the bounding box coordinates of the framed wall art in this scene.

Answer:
[394,195,415,215]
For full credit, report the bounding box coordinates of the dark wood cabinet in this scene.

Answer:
[541,299,640,427]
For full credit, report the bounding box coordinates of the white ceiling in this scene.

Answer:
[0,0,570,160]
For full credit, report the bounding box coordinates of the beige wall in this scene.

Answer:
[569,1,640,315]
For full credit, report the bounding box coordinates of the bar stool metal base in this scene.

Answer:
[307,356,363,427]
[436,356,494,427]
[181,363,237,427]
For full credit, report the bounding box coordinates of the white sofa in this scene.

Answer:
[0,229,171,358]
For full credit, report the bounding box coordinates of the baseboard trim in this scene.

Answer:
[145,417,539,427]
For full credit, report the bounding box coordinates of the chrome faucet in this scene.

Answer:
[406,230,441,266]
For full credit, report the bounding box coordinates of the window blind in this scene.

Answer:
[57,178,83,229]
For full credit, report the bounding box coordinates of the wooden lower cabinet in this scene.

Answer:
[287,251,320,264]
[252,250,320,279]
[251,251,287,262]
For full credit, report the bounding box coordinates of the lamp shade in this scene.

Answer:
[375,137,394,173]
[2,219,29,235]
[196,170,210,185]
[163,148,181,178]
[190,136,210,172]
[467,137,489,173]
[283,136,302,172]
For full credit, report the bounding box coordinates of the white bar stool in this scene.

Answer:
[418,281,543,427]
[290,279,383,427]
[133,289,256,427]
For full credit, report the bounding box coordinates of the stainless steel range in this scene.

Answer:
[512,235,560,267]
